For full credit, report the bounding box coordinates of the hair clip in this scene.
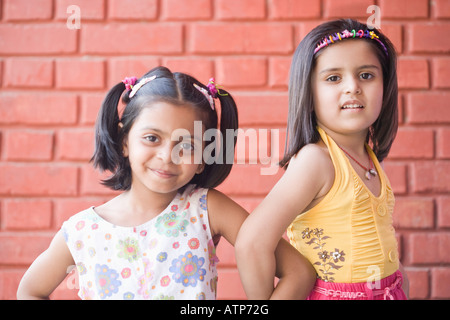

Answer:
[194,83,215,110]
[122,76,138,91]
[314,29,388,56]
[207,78,228,98]
[129,75,157,98]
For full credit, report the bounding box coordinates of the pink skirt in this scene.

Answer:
[308,270,407,300]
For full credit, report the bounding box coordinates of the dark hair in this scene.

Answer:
[91,66,238,190]
[280,19,398,168]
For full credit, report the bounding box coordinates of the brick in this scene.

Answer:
[0,93,78,125]
[81,24,183,54]
[406,92,450,124]
[323,0,375,18]
[397,59,429,89]
[189,24,293,54]
[108,0,157,20]
[80,93,104,125]
[380,24,403,54]
[0,165,78,196]
[0,234,53,265]
[216,58,267,87]
[4,0,52,21]
[380,0,429,18]
[80,165,121,196]
[4,130,54,161]
[409,232,450,264]
[162,58,213,84]
[409,23,450,53]
[56,129,94,161]
[4,58,53,88]
[406,268,429,299]
[269,0,321,19]
[55,0,105,20]
[216,0,266,20]
[392,197,434,229]
[432,58,450,88]
[56,59,105,90]
[411,161,450,193]
[383,162,407,195]
[162,0,212,20]
[389,128,434,159]
[431,268,450,298]
[269,57,290,88]
[0,24,77,55]
[216,269,246,300]
[434,0,450,18]
[217,164,284,196]
[108,57,160,88]
[437,197,450,228]
[0,270,25,300]
[235,94,288,126]
[437,128,450,159]
[2,200,52,230]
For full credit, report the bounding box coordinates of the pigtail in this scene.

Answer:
[208,90,239,188]
[91,82,126,184]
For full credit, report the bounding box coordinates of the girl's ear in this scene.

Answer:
[119,122,129,157]
[196,163,205,174]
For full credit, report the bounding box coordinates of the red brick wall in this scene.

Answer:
[0,0,449,300]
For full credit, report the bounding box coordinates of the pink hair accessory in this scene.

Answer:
[122,76,138,91]
[314,29,388,56]
[207,78,219,98]
[129,75,157,98]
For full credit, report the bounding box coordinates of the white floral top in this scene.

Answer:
[61,185,219,300]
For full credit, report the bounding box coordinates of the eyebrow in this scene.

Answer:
[319,64,380,75]
[139,126,203,141]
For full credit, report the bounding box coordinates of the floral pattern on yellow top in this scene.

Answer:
[302,227,345,282]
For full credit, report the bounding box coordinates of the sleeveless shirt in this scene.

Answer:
[287,127,399,283]
[61,185,219,300]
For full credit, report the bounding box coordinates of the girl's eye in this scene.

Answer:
[360,73,373,80]
[180,142,194,151]
[326,75,340,82]
[144,135,159,143]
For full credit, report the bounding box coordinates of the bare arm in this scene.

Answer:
[17,230,75,300]
[235,145,334,299]
[208,188,316,299]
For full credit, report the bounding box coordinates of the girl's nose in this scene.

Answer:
[344,77,362,95]
[156,144,173,164]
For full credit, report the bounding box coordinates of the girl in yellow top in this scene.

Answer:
[236,19,409,300]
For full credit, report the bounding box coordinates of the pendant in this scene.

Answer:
[365,169,377,180]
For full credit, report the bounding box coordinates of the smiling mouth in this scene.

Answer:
[341,104,364,109]
[151,169,176,178]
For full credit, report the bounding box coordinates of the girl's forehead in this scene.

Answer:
[314,40,381,70]
[133,102,204,133]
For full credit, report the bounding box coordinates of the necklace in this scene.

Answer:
[338,145,377,180]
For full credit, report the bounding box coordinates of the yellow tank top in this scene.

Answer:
[287,127,399,283]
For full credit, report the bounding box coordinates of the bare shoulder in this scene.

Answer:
[287,142,333,176]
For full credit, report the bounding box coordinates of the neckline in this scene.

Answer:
[317,127,385,199]
[89,188,186,230]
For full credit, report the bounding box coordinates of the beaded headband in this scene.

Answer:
[314,29,388,56]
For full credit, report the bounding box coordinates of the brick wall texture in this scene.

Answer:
[0,0,449,300]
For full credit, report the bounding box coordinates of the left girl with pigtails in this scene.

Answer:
[18,66,315,300]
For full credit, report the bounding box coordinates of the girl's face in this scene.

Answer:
[123,102,204,195]
[311,40,384,139]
